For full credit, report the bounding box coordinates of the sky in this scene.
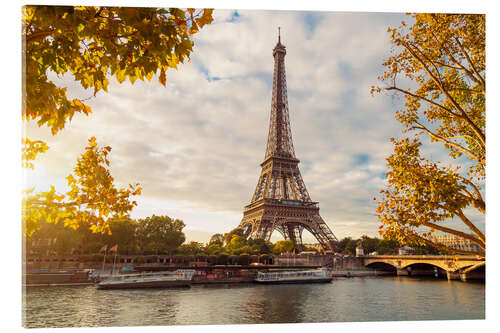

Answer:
[23,9,485,244]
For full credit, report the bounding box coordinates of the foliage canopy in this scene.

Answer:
[23,5,213,135]
[23,137,142,236]
[135,215,186,254]
[21,6,214,235]
[373,14,485,255]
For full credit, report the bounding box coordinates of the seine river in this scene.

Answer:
[23,276,484,328]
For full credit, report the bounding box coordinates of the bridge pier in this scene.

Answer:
[447,271,476,281]
[446,271,461,280]
[396,268,409,276]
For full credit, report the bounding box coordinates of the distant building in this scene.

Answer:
[355,241,364,257]
[298,251,318,256]
[398,246,413,255]
[27,237,57,255]
[432,234,484,253]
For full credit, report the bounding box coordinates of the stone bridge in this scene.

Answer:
[362,255,485,281]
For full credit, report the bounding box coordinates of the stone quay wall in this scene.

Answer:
[24,254,366,272]
[273,254,365,270]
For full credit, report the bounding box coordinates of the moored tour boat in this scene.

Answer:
[255,268,332,284]
[97,269,195,289]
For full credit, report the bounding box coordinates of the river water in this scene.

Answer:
[23,276,485,328]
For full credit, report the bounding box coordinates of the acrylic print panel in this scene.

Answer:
[22,3,485,329]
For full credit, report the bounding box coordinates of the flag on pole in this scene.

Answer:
[99,245,108,253]
[109,244,118,252]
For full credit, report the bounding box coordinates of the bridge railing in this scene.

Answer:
[362,255,484,260]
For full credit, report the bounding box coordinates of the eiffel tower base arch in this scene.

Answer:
[238,199,338,252]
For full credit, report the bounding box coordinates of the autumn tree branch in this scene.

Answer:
[447,50,485,89]
[428,26,484,89]
[398,39,486,148]
[455,209,485,243]
[385,86,459,117]
[457,175,485,213]
[411,121,481,162]
[454,36,486,88]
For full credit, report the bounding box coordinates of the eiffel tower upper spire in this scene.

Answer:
[264,30,296,160]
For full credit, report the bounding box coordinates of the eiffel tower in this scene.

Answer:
[238,31,338,252]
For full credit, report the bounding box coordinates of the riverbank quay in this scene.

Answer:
[22,253,364,277]
[23,263,324,286]
[331,269,395,277]
[23,253,326,285]
[23,265,392,286]
[24,253,358,270]
[23,253,484,285]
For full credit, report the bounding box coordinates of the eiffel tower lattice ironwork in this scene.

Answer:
[238,32,338,252]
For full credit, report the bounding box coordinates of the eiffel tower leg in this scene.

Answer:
[275,224,290,241]
[261,220,273,241]
[239,220,256,239]
[253,218,278,242]
[287,224,304,251]
[252,219,264,239]
[240,222,253,238]
[305,216,338,252]
[294,225,304,250]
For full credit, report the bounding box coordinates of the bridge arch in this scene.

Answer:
[363,256,484,276]
[365,261,398,272]
[402,263,449,277]
[401,262,450,272]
